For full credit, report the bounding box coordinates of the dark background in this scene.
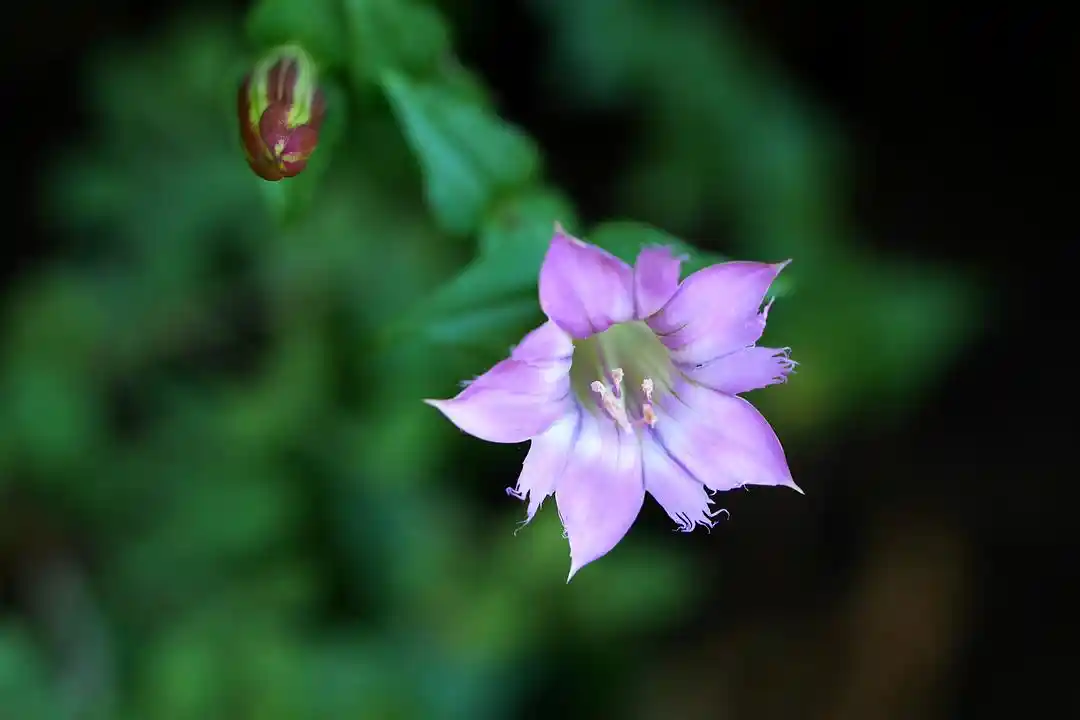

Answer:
[3,1,1072,718]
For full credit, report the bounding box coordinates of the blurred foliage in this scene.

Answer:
[1,0,982,718]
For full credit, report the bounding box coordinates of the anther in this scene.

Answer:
[641,378,654,402]
[610,367,624,396]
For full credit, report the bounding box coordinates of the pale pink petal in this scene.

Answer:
[654,381,799,493]
[555,415,644,580]
[685,346,796,395]
[633,246,683,318]
[539,228,635,339]
[511,321,574,364]
[642,435,720,532]
[425,358,571,443]
[507,411,579,522]
[648,260,789,366]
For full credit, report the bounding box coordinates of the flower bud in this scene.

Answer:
[238,44,326,181]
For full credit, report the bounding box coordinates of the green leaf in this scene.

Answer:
[388,190,574,351]
[388,269,539,354]
[587,221,794,296]
[2,362,102,477]
[480,188,577,255]
[343,0,451,82]
[257,78,348,226]
[0,272,111,477]
[0,624,64,720]
[382,71,541,236]
[762,257,980,433]
[565,543,697,636]
[245,0,346,70]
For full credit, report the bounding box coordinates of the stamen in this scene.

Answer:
[591,376,633,432]
[640,377,657,427]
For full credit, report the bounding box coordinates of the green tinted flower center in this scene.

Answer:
[570,321,676,430]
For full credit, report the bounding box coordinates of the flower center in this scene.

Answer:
[569,321,676,432]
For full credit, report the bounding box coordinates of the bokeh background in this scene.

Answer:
[2,1,1071,718]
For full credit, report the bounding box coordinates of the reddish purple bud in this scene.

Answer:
[238,44,326,181]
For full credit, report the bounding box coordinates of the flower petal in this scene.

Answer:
[507,411,580,522]
[539,228,635,339]
[642,435,720,532]
[634,246,683,319]
[648,260,789,366]
[685,346,796,395]
[555,415,644,580]
[425,358,570,443]
[654,381,799,493]
[511,321,574,364]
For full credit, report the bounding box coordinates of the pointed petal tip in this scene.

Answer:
[540,223,635,337]
[551,222,582,246]
[767,259,792,286]
[566,558,584,583]
[550,223,582,246]
[423,397,456,422]
[786,478,805,495]
[424,357,575,443]
[634,245,684,317]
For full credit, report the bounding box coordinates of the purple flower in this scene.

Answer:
[427,226,800,580]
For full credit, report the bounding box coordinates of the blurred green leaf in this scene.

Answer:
[135,610,308,719]
[387,189,574,351]
[862,266,978,391]
[305,636,409,716]
[340,404,465,604]
[0,273,110,476]
[382,71,541,236]
[216,325,330,452]
[483,508,576,617]
[245,0,346,70]
[479,188,576,255]
[136,621,220,719]
[538,0,847,261]
[343,0,451,82]
[565,543,697,635]
[45,22,267,339]
[0,624,64,720]
[2,360,102,477]
[764,257,980,432]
